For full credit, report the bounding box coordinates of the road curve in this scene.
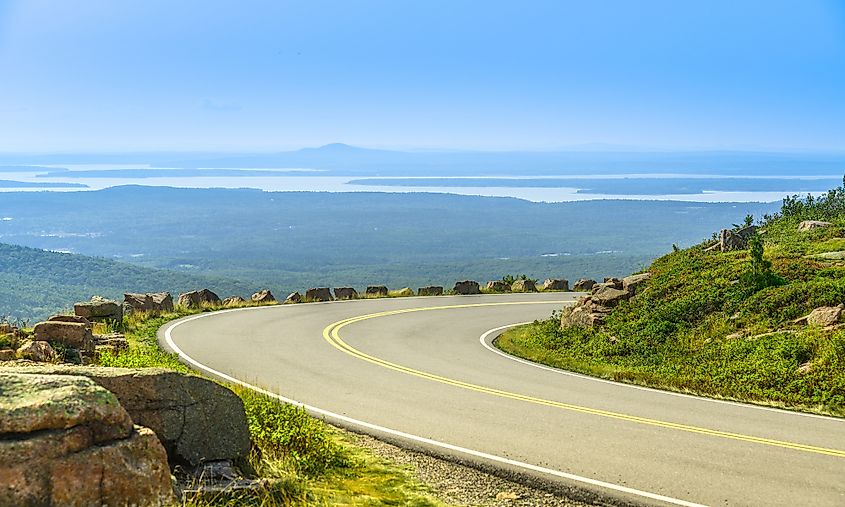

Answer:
[160,293,845,507]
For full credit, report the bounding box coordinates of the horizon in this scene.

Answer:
[1,1,844,153]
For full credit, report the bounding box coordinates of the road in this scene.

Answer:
[160,293,845,506]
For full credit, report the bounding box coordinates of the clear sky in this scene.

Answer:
[0,0,843,153]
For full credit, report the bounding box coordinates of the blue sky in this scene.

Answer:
[0,0,843,152]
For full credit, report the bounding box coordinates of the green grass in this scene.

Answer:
[497,186,845,417]
[97,302,446,506]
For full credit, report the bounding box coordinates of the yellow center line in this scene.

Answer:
[322,301,845,459]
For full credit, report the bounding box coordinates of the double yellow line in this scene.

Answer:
[323,301,845,459]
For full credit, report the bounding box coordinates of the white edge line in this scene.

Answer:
[162,305,706,507]
[480,323,845,422]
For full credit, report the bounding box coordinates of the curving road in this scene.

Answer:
[160,293,845,507]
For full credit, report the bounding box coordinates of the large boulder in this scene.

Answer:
[48,314,93,330]
[573,279,596,292]
[124,292,174,314]
[511,279,537,293]
[0,349,15,361]
[0,373,173,507]
[178,289,222,309]
[222,296,246,307]
[705,226,757,252]
[622,272,652,295]
[74,296,123,323]
[453,280,481,295]
[305,287,333,302]
[366,285,389,297]
[334,287,359,300]
[418,286,444,296]
[542,279,569,291]
[251,289,276,304]
[284,292,302,304]
[0,365,251,467]
[591,286,630,307]
[795,304,844,327]
[16,341,56,362]
[33,321,94,351]
[486,280,509,292]
[560,297,613,328]
[798,220,833,232]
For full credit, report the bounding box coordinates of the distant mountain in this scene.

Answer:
[0,242,255,322]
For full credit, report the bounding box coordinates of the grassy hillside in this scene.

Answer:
[0,242,255,322]
[499,183,845,416]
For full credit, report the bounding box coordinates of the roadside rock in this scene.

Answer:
[591,286,630,307]
[334,287,359,300]
[418,286,444,296]
[794,304,844,327]
[542,279,569,291]
[511,279,537,293]
[251,289,276,303]
[124,292,174,314]
[222,296,246,306]
[453,280,481,295]
[391,287,415,297]
[0,373,172,507]
[95,333,129,352]
[622,272,652,295]
[486,280,509,292]
[560,297,612,328]
[48,314,93,330]
[572,279,596,292]
[798,220,833,232]
[74,296,123,323]
[0,365,251,467]
[16,341,56,362]
[366,285,389,297]
[0,349,15,361]
[179,289,222,308]
[33,321,94,351]
[306,287,333,302]
[284,292,302,304]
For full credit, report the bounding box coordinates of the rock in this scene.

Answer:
[0,323,12,335]
[622,272,652,295]
[222,296,246,307]
[706,226,757,252]
[0,365,252,467]
[417,286,444,296]
[591,286,631,307]
[95,333,129,352]
[496,491,520,501]
[124,292,174,314]
[453,280,481,295]
[798,220,833,232]
[486,280,510,292]
[74,296,123,323]
[334,287,359,300]
[542,279,569,291]
[284,292,302,304]
[0,349,14,361]
[795,304,844,327]
[0,373,172,506]
[572,279,596,292]
[807,251,845,260]
[48,314,93,329]
[178,289,222,308]
[251,289,276,303]
[305,287,334,302]
[602,277,623,288]
[0,372,132,439]
[798,361,814,374]
[33,321,94,351]
[16,340,56,362]
[560,298,612,328]
[391,287,415,297]
[511,279,537,292]
[366,285,389,297]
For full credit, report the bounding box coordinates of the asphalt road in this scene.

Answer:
[160,293,845,507]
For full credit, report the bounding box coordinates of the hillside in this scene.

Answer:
[499,183,845,415]
[0,242,255,322]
